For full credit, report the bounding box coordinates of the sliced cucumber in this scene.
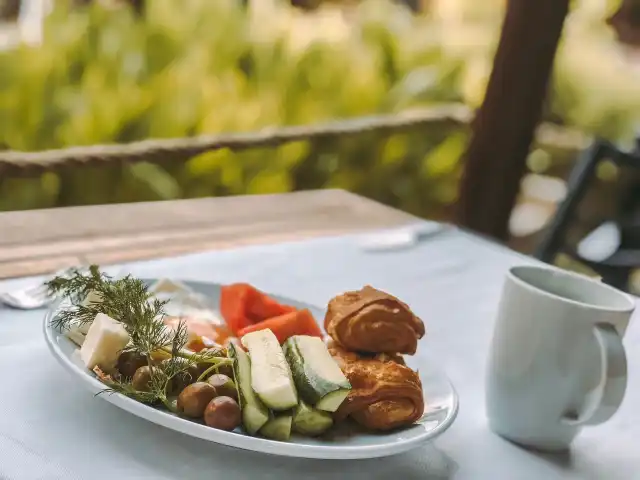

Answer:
[259,412,293,441]
[293,400,333,437]
[241,329,298,411]
[228,342,270,435]
[316,389,350,412]
[283,335,351,412]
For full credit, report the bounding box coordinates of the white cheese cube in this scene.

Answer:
[80,313,130,370]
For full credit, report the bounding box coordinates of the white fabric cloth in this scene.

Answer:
[0,227,637,480]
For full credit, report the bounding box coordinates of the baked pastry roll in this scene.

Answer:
[324,286,425,355]
[328,342,424,431]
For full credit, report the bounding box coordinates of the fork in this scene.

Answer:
[0,283,52,310]
[0,267,85,310]
[0,266,127,310]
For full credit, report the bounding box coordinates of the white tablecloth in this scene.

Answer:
[0,227,637,480]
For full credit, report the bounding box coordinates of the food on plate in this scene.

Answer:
[220,284,255,334]
[240,329,298,411]
[228,342,270,435]
[162,358,200,394]
[82,289,103,308]
[204,396,242,431]
[324,285,425,355]
[177,382,218,418]
[79,313,130,370]
[283,335,351,412]
[244,285,296,320]
[47,267,233,425]
[116,350,147,377]
[259,412,294,441]
[132,366,156,392]
[220,283,295,335]
[237,309,323,344]
[198,346,234,378]
[148,278,193,297]
[327,342,424,431]
[292,400,333,436]
[47,267,430,442]
[206,373,238,401]
[164,315,232,351]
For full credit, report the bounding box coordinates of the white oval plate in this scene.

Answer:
[43,279,459,459]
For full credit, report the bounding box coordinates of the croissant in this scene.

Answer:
[328,342,424,431]
[324,286,425,355]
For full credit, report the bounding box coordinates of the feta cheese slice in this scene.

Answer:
[66,329,86,347]
[80,313,130,371]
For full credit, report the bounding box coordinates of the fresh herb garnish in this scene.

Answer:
[46,265,232,412]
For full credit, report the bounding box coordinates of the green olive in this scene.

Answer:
[206,374,237,400]
[177,382,217,418]
[117,351,147,378]
[204,396,241,431]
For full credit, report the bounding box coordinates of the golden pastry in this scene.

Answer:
[328,342,424,431]
[324,285,425,355]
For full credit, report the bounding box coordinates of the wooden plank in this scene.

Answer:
[0,190,417,279]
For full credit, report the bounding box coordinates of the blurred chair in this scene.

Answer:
[535,137,640,291]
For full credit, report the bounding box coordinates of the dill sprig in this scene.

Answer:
[47,265,106,304]
[100,378,161,405]
[47,265,233,411]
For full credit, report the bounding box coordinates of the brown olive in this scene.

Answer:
[177,382,217,418]
[117,351,147,378]
[204,396,241,431]
[161,358,200,394]
[131,365,167,392]
[132,366,153,392]
[206,374,238,400]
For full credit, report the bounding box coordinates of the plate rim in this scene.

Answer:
[42,278,459,459]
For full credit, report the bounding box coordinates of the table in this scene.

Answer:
[0,189,416,279]
[0,210,637,479]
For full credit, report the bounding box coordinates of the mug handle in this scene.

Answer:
[562,323,627,426]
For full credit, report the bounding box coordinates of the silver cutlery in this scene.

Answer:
[0,266,127,310]
[0,266,86,310]
[0,282,53,310]
[357,222,451,252]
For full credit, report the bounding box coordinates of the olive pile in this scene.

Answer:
[117,351,241,432]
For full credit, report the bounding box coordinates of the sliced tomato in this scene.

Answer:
[220,284,255,335]
[237,308,323,344]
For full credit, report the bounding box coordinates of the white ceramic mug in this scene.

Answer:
[486,265,635,451]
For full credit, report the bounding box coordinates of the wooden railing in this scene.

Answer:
[0,104,588,177]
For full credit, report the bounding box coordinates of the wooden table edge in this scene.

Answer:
[0,190,419,279]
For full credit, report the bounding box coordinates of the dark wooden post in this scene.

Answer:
[455,0,571,240]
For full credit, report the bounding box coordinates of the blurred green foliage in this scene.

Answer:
[0,0,639,216]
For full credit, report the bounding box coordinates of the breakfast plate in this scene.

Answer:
[43,277,459,459]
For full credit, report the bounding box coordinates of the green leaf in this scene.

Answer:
[129,162,181,200]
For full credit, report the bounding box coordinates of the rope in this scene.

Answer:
[0,104,589,176]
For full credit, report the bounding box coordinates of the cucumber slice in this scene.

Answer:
[241,329,298,411]
[316,389,350,412]
[259,412,293,441]
[228,342,270,435]
[293,400,333,437]
[283,335,351,412]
